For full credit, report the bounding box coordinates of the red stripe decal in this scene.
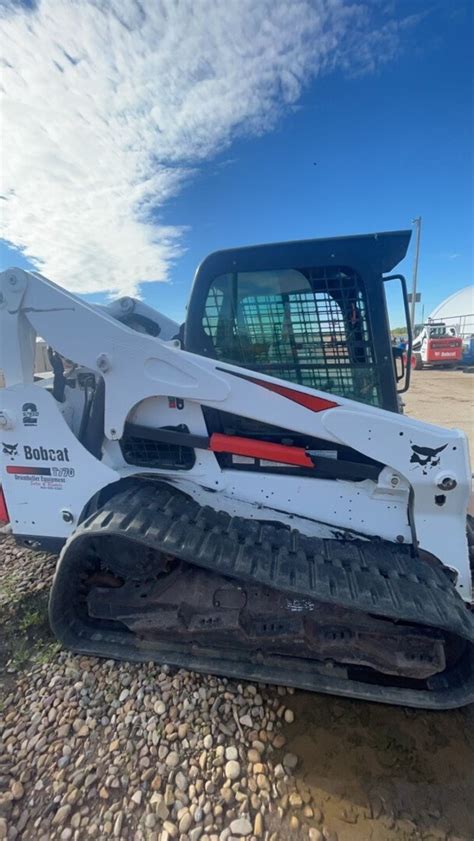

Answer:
[246,377,338,412]
[6,466,52,475]
[210,433,314,468]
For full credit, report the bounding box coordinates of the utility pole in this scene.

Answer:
[410,216,422,331]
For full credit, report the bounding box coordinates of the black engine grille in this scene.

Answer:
[121,425,195,471]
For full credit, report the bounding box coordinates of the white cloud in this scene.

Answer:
[0,0,415,296]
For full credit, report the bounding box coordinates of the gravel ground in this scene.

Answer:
[0,536,330,841]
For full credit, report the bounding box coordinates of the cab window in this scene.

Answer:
[202,266,382,406]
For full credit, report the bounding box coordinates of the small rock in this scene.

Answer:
[57,724,70,738]
[165,751,179,768]
[151,775,162,791]
[175,772,187,792]
[308,831,323,841]
[203,734,213,750]
[113,812,123,837]
[253,813,263,837]
[274,763,285,779]
[229,817,252,836]
[17,810,29,833]
[162,820,178,838]
[283,752,298,770]
[239,715,253,728]
[66,788,80,805]
[289,815,300,831]
[0,819,6,841]
[256,774,270,791]
[179,812,192,834]
[154,700,166,715]
[150,793,169,821]
[289,792,303,807]
[158,744,169,761]
[224,760,241,781]
[10,782,24,801]
[0,791,13,818]
[284,708,295,724]
[225,746,238,761]
[52,804,72,826]
[131,790,142,806]
[76,725,89,738]
[164,784,174,807]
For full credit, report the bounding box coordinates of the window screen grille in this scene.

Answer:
[202,266,381,406]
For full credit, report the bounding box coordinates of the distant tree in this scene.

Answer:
[391,324,424,336]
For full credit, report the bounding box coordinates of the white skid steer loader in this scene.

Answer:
[0,230,473,708]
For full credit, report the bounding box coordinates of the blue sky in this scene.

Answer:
[1,0,472,329]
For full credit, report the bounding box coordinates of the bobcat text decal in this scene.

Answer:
[23,445,70,462]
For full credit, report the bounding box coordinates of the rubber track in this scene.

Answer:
[50,481,474,708]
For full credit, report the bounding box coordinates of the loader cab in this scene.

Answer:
[184,230,412,412]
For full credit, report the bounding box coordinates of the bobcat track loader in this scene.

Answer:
[411,320,463,370]
[1,230,473,708]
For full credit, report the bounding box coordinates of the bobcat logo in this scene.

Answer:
[2,442,18,458]
[410,443,447,475]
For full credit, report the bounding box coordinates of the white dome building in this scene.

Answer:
[429,286,474,337]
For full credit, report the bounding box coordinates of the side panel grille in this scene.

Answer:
[121,426,195,471]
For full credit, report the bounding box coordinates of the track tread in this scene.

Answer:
[49,481,474,708]
[72,481,473,643]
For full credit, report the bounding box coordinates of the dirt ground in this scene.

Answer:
[289,368,474,841]
[403,369,474,455]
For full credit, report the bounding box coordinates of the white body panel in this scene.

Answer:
[0,385,119,540]
[0,268,471,601]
